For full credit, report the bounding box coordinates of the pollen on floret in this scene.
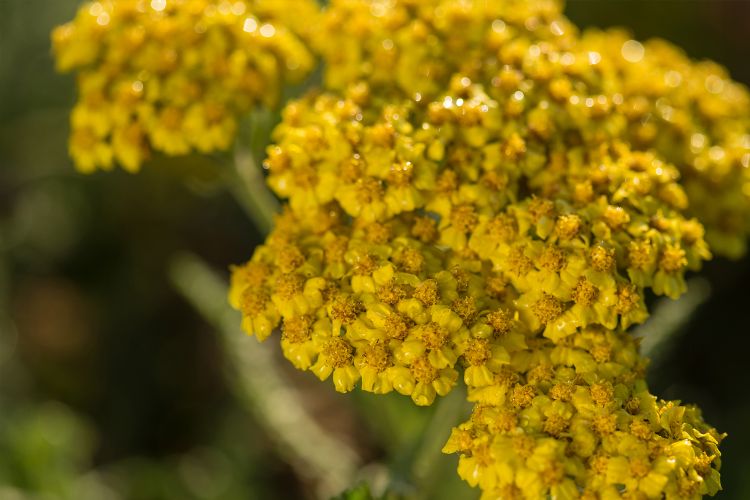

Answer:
[352,253,379,275]
[555,214,583,240]
[414,279,440,306]
[629,418,652,440]
[678,476,702,498]
[496,485,523,500]
[543,414,569,437]
[450,204,479,233]
[411,215,438,243]
[487,214,518,241]
[659,243,687,273]
[589,454,609,475]
[527,364,554,384]
[494,409,519,433]
[463,339,491,366]
[395,247,425,274]
[377,281,410,305]
[628,239,653,269]
[590,244,616,272]
[591,343,612,363]
[276,273,305,299]
[452,296,478,324]
[282,315,312,344]
[494,366,521,388]
[365,221,391,244]
[436,169,459,193]
[539,245,567,272]
[508,246,534,277]
[629,457,651,478]
[541,464,565,486]
[531,293,565,324]
[592,414,617,435]
[590,382,614,407]
[485,275,508,300]
[323,337,353,368]
[418,322,449,349]
[548,382,574,402]
[694,452,715,475]
[240,289,269,316]
[354,177,384,203]
[448,428,474,452]
[528,197,555,223]
[235,262,269,288]
[572,277,599,306]
[385,313,410,340]
[470,441,493,467]
[510,383,536,408]
[487,308,513,336]
[277,244,305,273]
[330,295,363,325]
[362,342,392,372]
[615,283,641,314]
[481,171,508,191]
[410,356,438,383]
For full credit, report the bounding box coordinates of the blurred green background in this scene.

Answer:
[1,1,749,498]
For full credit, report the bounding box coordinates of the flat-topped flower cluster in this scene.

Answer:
[53,0,317,171]
[54,0,742,498]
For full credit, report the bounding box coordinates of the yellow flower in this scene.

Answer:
[444,327,724,498]
[310,336,361,393]
[53,0,318,172]
[219,1,738,495]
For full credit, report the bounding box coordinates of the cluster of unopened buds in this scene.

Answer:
[54,0,748,498]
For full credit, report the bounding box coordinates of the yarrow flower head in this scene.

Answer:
[225,0,736,496]
[52,0,318,172]
[48,0,741,496]
[444,327,724,499]
[314,0,750,258]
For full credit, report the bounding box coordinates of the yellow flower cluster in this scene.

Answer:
[227,1,733,494]
[230,204,723,497]
[579,30,750,259]
[266,82,710,303]
[52,0,318,172]
[230,206,466,404]
[444,327,723,499]
[315,0,571,99]
[231,77,724,493]
[315,0,750,258]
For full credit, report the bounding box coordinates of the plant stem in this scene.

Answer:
[228,144,279,235]
[168,252,361,499]
[634,277,712,360]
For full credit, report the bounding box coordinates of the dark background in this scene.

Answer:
[1,1,749,498]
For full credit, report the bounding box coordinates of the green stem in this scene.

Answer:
[228,144,279,235]
[386,385,471,499]
[168,253,361,499]
[634,277,712,360]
